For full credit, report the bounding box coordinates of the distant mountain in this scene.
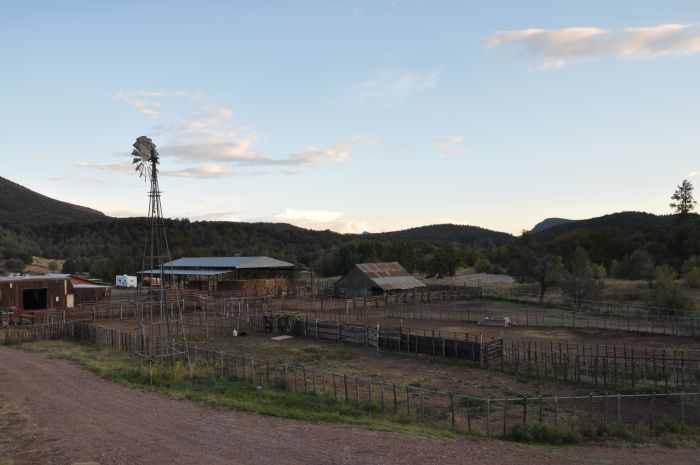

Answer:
[530,217,575,234]
[0,176,106,222]
[533,211,674,241]
[372,224,514,247]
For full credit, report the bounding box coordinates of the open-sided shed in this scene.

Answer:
[139,256,295,293]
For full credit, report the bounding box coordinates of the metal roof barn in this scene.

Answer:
[163,256,294,269]
[335,262,426,298]
[140,256,295,294]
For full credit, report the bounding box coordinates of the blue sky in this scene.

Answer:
[1,1,698,234]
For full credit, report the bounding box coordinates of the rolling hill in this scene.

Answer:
[530,217,575,234]
[533,211,675,242]
[374,224,513,247]
[0,176,105,222]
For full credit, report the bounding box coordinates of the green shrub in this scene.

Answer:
[4,258,24,273]
[686,267,700,289]
[508,422,581,445]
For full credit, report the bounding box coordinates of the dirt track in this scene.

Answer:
[0,347,698,465]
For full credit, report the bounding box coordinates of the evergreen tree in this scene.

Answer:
[670,179,697,216]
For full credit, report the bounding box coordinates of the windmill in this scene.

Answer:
[130,136,189,369]
[131,136,167,298]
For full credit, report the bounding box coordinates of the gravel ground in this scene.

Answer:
[0,346,698,465]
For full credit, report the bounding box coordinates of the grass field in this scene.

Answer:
[16,340,458,439]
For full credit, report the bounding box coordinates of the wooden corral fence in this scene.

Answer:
[4,320,700,438]
[500,338,700,392]
[0,322,70,344]
[290,319,501,366]
[383,300,700,337]
[282,317,700,392]
[482,288,700,336]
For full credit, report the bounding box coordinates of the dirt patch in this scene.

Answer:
[193,333,610,398]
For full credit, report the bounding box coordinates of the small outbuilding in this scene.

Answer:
[334,262,426,298]
[0,274,112,312]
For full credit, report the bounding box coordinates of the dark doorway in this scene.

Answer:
[23,288,48,310]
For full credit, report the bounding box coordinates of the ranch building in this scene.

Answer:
[138,256,295,294]
[0,274,111,312]
[334,262,426,298]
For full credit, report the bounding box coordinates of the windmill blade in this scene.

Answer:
[130,136,160,182]
[132,136,159,162]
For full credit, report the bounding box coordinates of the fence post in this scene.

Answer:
[503,398,508,435]
[486,399,491,435]
[522,396,527,424]
[617,393,622,423]
[343,374,348,402]
[681,392,685,425]
[450,393,455,431]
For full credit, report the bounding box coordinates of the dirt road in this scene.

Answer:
[0,346,697,465]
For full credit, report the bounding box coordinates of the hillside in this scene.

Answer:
[374,224,513,247]
[0,176,105,222]
[530,217,574,234]
[533,211,675,242]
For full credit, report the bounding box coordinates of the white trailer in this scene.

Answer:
[115,275,137,288]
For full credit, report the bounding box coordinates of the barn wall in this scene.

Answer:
[0,279,69,311]
[334,267,375,298]
[73,287,111,304]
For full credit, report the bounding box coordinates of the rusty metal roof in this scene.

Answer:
[355,262,426,291]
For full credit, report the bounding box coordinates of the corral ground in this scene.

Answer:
[93,297,700,399]
[191,333,584,398]
[97,297,700,348]
[1,345,698,465]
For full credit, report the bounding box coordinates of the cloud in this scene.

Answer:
[275,209,368,234]
[47,175,103,184]
[689,171,700,177]
[433,135,464,157]
[75,161,135,173]
[111,91,375,178]
[486,23,700,68]
[161,165,234,178]
[114,90,165,118]
[347,69,442,105]
[187,211,242,222]
[105,208,144,217]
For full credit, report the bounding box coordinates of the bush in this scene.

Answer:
[475,258,493,273]
[508,422,581,445]
[650,268,695,311]
[4,258,24,273]
[686,267,700,289]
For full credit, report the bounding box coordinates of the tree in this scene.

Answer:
[560,247,601,306]
[650,266,694,312]
[62,259,78,274]
[47,260,59,272]
[686,267,700,289]
[4,258,24,273]
[509,233,564,304]
[670,179,697,216]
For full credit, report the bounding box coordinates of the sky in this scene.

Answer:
[1,1,699,235]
